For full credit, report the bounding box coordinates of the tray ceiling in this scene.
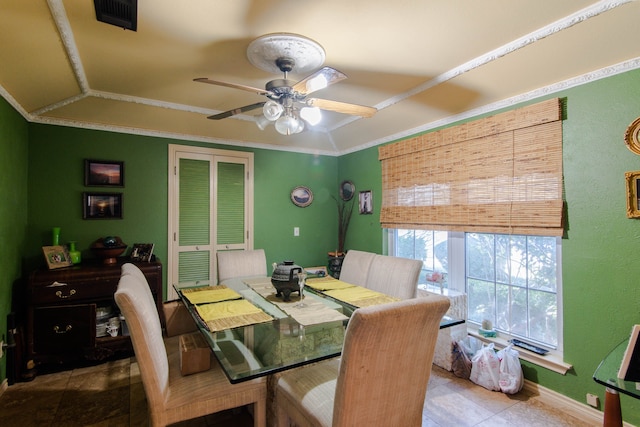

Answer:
[1,0,639,155]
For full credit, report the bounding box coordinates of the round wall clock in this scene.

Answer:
[291,186,313,207]
[339,180,355,201]
[624,116,640,155]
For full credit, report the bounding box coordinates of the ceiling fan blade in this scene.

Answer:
[307,98,377,118]
[194,78,269,96]
[292,67,347,95]
[207,102,266,120]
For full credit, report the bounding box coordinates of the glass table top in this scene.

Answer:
[593,338,640,399]
[174,276,463,383]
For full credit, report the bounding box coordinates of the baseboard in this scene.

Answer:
[523,379,635,427]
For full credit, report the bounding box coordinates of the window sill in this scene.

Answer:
[467,330,572,375]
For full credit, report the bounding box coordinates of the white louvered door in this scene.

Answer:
[167,145,253,300]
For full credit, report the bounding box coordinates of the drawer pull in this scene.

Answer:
[53,325,72,334]
[55,289,76,299]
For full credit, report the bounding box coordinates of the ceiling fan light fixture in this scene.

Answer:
[275,114,303,135]
[263,100,283,121]
[196,33,376,134]
[305,74,328,93]
[247,33,325,75]
[255,114,271,130]
[300,106,322,126]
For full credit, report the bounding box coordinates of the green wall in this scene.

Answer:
[0,98,28,385]
[253,150,338,267]
[338,147,384,254]
[3,67,640,423]
[337,69,640,424]
[26,126,168,274]
[25,126,339,296]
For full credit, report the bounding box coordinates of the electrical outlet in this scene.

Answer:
[586,393,599,408]
[294,227,300,237]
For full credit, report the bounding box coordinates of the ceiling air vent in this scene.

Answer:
[94,0,138,31]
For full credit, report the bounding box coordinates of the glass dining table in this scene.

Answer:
[174,276,463,383]
[593,338,640,426]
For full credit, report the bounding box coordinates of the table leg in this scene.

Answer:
[603,387,622,427]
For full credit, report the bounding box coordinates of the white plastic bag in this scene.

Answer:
[458,336,483,358]
[469,343,501,391]
[497,344,524,394]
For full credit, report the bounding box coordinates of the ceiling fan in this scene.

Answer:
[194,33,377,135]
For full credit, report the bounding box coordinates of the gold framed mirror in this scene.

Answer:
[624,117,640,155]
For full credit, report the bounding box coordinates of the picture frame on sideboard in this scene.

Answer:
[42,245,72,269]
[131,243,154,262]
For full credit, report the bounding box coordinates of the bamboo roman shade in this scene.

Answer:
[379,98,564,236]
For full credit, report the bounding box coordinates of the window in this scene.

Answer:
[390,229,561,350]
[395,229,449,287]
[381,99,565,353]
[466,233,560,348]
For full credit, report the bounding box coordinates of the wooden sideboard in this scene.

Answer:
[26,259,164,367]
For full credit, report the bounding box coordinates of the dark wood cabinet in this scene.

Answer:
[26,259,164,366]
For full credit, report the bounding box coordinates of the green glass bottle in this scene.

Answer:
[68,241,81,264]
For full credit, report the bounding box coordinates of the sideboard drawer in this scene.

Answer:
[30,278,119,305]
[33,305,96,355]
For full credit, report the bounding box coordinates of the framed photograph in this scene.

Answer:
[42,245,72,269]
[340,180,355,201]
[291,186,313,208]
[359,190,373,214]
[85,159,124,187]
[131,243,154,262]
[83,192,123,219]
[625,171,640,218]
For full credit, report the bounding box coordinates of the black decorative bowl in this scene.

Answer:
[91,236,127,264]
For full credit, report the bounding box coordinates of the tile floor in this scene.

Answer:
[0,358,597,427]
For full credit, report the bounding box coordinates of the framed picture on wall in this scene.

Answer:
[85,159,124,187]
[83,192,123,219]
[359,190,373,214]
[626,171,640,218]
[291,186,313,208]
[340,180,355,201]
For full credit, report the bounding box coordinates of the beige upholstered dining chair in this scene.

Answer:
[217,249,267,283]
[121,262,156,306]
[274,295,450,427]
[366,254,423,299]
[338,250,376,286]
[114,264,267,427]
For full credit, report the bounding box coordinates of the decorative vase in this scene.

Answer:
[327,252,345,279]
[52,227,61,246]
[271,260,303,301]
[68,241,81,264]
